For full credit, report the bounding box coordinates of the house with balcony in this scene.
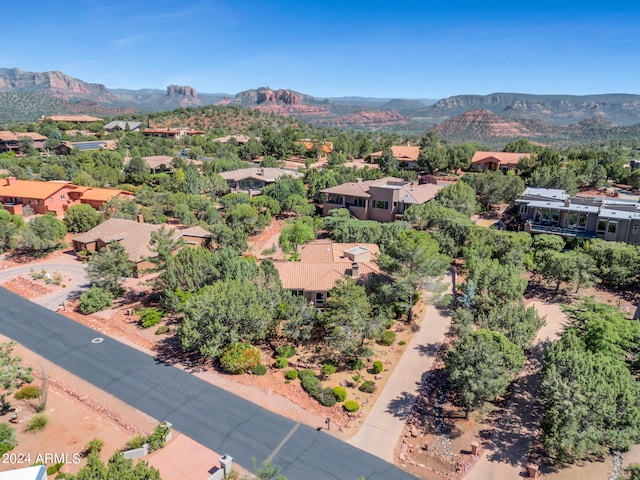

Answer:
[515,187,640,244]
[0,131,47,153]
[320,177,443,222]
[272,240,381,307]
[219,167,303,195]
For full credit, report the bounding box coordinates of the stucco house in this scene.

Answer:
[72,219,212,276]
[515,187,640,244]
[273,240,382,307]
[219,167,303,195]
[0,131,47,153]
[367,144,420,169]
[0,177,133,217]
[470,151,530,173]
[320,177,444,222]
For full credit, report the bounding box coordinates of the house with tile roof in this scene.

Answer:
[320,177,444,222]
[0,131,47,153]
[515,187,640,244]
[219,167,303,195]
[41,115,102,123]
[272,240,382,307]
[367,144,420,168]
[71,219,212,276]
[470,151,531,173]
[0,177,133,216]
[141,128,205,140]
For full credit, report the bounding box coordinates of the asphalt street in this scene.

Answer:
[0,287,417,480]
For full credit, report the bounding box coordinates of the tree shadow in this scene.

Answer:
[385,391,417,420]
[153,335,208,373]
[414,342,441,358]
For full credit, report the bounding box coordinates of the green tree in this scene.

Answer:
[16,214,67,253]
[64,204,102,233]
[470,171,524,211]
[322,277,378,360]
[435,181,476,216]
[86,242,134,295]
[477,302,546,349]
[279,217,315,259]
[148,226,183,270]
[0,342,33,409]
[377,147,398,174]
[445,329,525,416]
[65,451,161,480]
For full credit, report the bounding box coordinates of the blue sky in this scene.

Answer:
[3,1,639,99]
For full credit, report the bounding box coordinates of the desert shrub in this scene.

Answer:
[274,357,288,369]
[318,387,337,407]
[219,343,261,374]
[148,422,171,451]
[377,330,396,346]
[78,287,113,314]
[251,364,267,376]
[154,325,170,335]
[398,340,406,346]
[83,438,104,455]
[26,413,48,432]
[332,386,347,402]
[321,362,337,376]
[285,369,298,380]
[0,424,17,455]
[359,380,377,393]
[351,358,365,371]
[344,400,360,413]
[275,344,296,358]
[372,361,384,374]
[47,462,64,475]
[299,369,323,398]
[139,307,164,328]
[15,385,40,400]
[125,434,147,450]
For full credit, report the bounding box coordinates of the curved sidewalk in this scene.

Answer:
[348,301,450,462]
[0,287,417,480]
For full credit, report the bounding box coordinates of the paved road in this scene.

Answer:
[348,302,450,462]
[0,287,417,480]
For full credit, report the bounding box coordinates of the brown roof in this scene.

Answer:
[212,134,251,144]
[179,225,211,238]
[398,183,444,204]
[45,115,102,123]
[141,155,175,170]
[219,167,303,182]
[320,176,406,197]
[0,178,72,200]
[79,188,133,203]
[471,151,531,166]
[297,240,379,262]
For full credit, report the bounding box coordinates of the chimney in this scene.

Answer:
[351,262,360,278]
[6,176,16,186]
[136,213,144,223]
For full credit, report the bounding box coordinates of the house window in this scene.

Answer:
[534,210,542,223]
[315,292,325,305]
[353,197,365,207]
[292,290,304,297]
[519,204,528,215]
[372,200,389,210]
[597,219,607,233]
[60,194,65,200]
[633,223,639,235]
[578,214,588,229]
[607,221,618,234]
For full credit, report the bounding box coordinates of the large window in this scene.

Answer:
[372,200,389,210]
[315,292,325,305]
[519,204,528,215]
[597,219,607,233]
[353,197,365,207]
[607,221,618,234]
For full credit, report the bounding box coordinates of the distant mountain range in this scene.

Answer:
[1,68,640,146]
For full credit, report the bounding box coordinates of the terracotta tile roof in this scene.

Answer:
[298,240,379,262]
[45,115,102,123]
[0,178,73,200]
[0,131,47,142]
[219,167,303,182]
[273,261,381,292]
[471,151,531,166]
[369,145,420,161]
[79,188,133,203]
